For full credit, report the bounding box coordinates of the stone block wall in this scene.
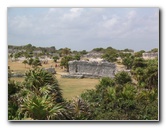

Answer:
[68,60,116,78]
[142,52,158,60]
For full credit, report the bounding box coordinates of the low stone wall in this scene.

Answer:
[11,73,25,77]
[44,68,56,74]
[62,74,84,79]
[67,60,116,78]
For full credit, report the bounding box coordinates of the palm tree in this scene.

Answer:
[10,68,65,120]
[64,97,92,120]
[19,93,64,120]
[24,68,63,102]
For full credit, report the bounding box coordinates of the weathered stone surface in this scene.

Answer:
[44,67,56,74]
[11,73,25,77]
[83,51,103,58]
[61,74,84,79]
[142,52,158,60]
[68,60,116,78]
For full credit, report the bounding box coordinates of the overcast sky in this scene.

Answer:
[8,8,159,51]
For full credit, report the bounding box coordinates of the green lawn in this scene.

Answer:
[11,74,99,100]
[56,74,99,99]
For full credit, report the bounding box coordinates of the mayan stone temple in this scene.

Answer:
[62,60,116,78]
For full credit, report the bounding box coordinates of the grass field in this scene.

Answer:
[9,60,99,100]
[56,74,98,99]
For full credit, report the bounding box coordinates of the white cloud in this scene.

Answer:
[62,8,83,20]
[8,8,159,51]
[10,16,32,29]
[102,17,118,28]
[127,10,137,19]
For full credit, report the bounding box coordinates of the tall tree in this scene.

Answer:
[61,48,71,56]
[60,56,73,72]
[22,60,28,68]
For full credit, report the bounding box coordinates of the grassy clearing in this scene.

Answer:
[8,60,55,72]
[10,75,98,100]
[56,74,98,99]
[9,60,99,100]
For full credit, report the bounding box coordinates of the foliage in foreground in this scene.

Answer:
[8,68,92,120]
[81,69,158,120]
[8,68,64,120]
[8,57,158,120]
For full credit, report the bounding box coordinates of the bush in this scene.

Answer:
[95,77,115,91]
[115,71,132,85]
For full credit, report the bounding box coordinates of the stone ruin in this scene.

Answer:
[62,60,116,78]
[44,67,56,74]
[83,51,103,58]
[142,52,158,60]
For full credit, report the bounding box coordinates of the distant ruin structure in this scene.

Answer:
[63,60,116,78]
[142,52,158,60]
[82,51,103,60]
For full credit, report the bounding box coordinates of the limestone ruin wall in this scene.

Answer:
[142,52,158,60]
[68,60,116,78]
